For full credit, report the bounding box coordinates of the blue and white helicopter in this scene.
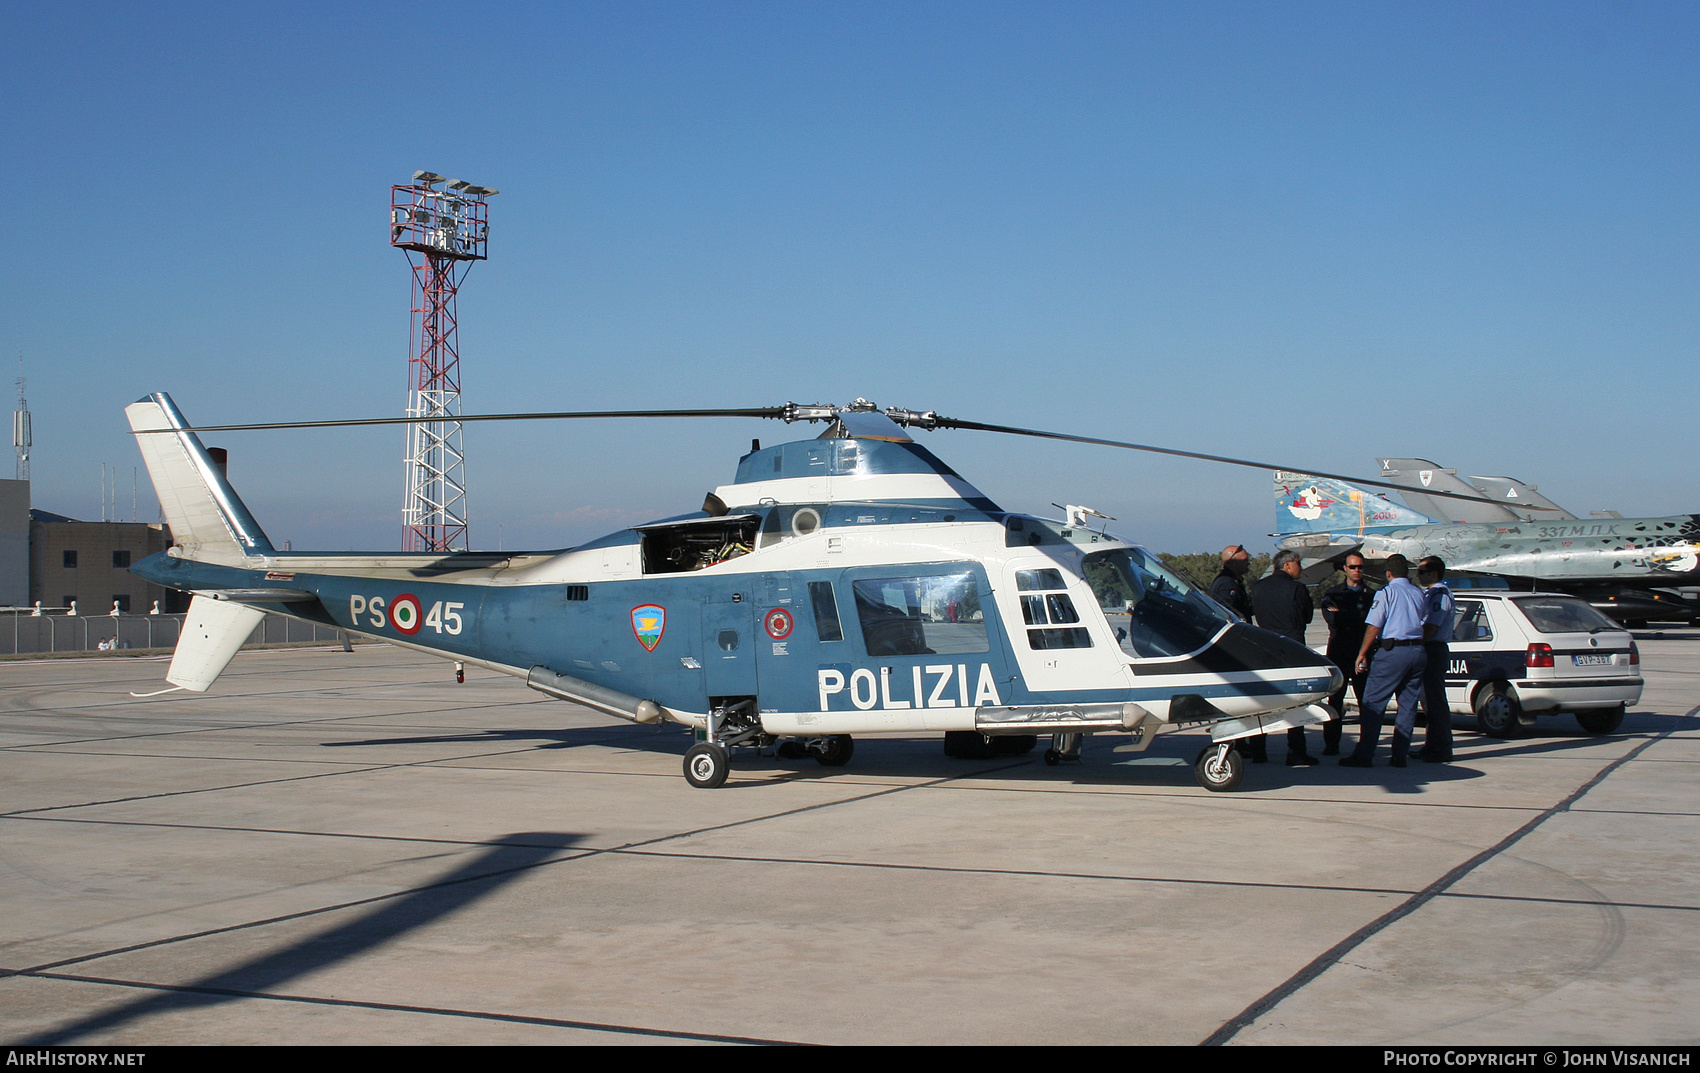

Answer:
[126,392,1375,792]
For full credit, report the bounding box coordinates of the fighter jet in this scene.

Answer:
[1274,469,1700,626]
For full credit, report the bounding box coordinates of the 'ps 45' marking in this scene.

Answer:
[349,594,465,636]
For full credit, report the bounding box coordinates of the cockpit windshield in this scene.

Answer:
[1082,547,1236,659]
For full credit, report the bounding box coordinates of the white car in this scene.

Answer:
[1444,591,1642,737]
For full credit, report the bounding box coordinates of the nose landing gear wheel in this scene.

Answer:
[684,742,729,788]
[1194,742,1244,792]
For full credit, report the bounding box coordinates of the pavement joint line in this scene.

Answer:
[0,733,701,817]
[1433,890,1699,913]
[2,812,589,848]
[2,759,1028,982]
[614,846,1425,897]
[0,697,557,750]
[1198,720,1677,1047]
[1,844,603,980]
[19,970,799,1045]
[0,764,410,817]
[31,814,1695,915]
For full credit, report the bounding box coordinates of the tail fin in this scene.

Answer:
[1466,474,1577,521]
[127,393,275,564]
[1275,470,1434,535]
[1377,458,1521,524]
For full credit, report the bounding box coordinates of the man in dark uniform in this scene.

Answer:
[1209,544,1251,620]
[1320,552,1376,756]
[1416,555,1455,763]
[1252,549,1319,765]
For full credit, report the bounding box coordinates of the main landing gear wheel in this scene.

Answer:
[684,742,729,788]
[1043,748,1061,766]
[1474,685,1523,739]
[1575,705,1625,735]
[814,734,854,766]
[943,731,998,759]
[1194,743,1244,792]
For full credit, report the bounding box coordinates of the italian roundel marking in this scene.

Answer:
[764,607,793,640]
[632,605,666,651]
[390,593,423,635]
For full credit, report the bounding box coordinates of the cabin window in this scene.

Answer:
[1016,568,1066,591]
[809,581,844,642]
[1083,547,1234,659]
[1016,572,1092,649]
[639,517,760,574]
[852,573,987,656]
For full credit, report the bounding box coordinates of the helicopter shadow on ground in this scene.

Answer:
[22,832,584,1045]
[318,722,699,753]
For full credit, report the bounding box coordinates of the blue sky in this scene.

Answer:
[6,1,1696,553]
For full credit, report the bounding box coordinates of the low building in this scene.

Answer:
[28,510,183,614]
[0,479,26,607]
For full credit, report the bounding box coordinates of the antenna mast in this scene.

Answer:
[390,171,495,552]
[13,359,30,481]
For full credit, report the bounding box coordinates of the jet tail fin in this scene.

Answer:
[127,393,275,564]
[1377,458,1521,523]
[1275,471,1434,535]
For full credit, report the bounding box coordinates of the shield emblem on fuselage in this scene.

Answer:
[632,605,666,651]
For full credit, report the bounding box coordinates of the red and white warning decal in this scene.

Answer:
[763,607,793,640]
[389,593,423,635]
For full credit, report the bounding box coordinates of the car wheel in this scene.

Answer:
[1575,705,1625,735]
[1474,684,1522,738]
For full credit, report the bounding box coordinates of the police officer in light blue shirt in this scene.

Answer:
[1342,554,1428,768]
[1417,556,1456,762]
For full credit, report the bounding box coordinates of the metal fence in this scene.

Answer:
[0,612,348,656]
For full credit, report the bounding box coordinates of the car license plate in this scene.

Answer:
[1573,654,1612,666]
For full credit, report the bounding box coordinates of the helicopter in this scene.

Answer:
[114,391,1481,793]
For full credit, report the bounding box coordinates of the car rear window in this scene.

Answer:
[1512,596,1618,634]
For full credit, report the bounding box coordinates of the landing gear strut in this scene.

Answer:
[1044,732,1083,766]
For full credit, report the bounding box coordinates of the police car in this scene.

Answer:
[1444,591,1642,737]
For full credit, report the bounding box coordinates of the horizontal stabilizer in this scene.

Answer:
[1275,471,1433,535]
[167,594,265,692]
[191,588,316,604]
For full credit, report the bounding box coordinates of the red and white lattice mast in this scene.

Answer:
[390,170,496,551]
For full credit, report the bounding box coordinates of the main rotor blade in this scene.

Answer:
[143,406,789,434]
[933,416,1536,508]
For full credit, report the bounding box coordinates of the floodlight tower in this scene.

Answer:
[390,171,496,552]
